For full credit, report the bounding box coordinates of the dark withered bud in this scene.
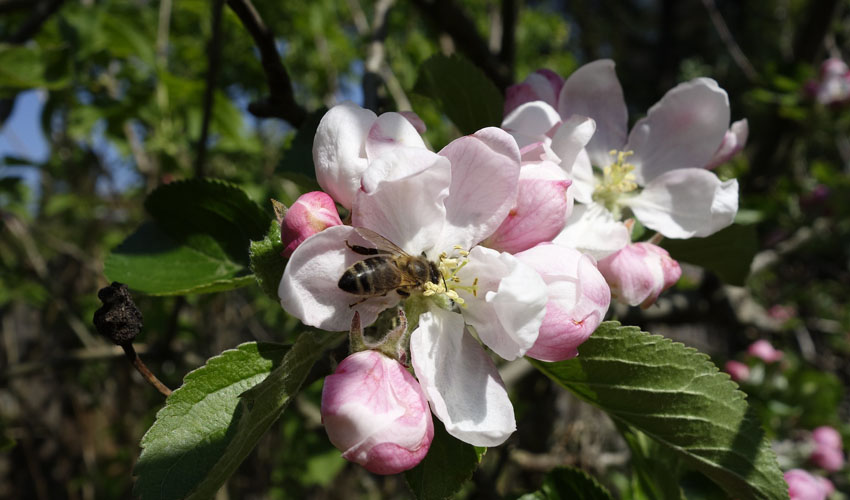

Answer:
[93,282,143,346]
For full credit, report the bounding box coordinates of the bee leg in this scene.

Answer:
[345,240,383,256]
[396,289,410,298]
[348,297,372,308]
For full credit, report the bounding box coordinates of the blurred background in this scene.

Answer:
[1,0,849,498]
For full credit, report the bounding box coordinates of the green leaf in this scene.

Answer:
[661,223,758,286]
[105,179,271,295]
[618,425,685,500]
[519,467,615,500]
[405,420,483,500]
[414,54,504,135]
[249,220,287,301]
[0,44,70,90]
[134,331,346,500]
[529,322,788,500]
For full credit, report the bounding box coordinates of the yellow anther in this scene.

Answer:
[593,149,639,215]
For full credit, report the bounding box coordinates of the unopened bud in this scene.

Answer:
[810,426,845,472]
[321,350,433,474]
[280,192,342,258]
[597,242,681,308]
[747,339,783,363]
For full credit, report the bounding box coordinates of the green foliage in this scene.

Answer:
[0,43,70,91]
[134,331,345,499]
[249,221,286,301]
[662,223,758,286]
[105,179,270,295]
[530,322,789,500]
[414,54,504,135]
[405,420,484,500]
[519,467,615,500]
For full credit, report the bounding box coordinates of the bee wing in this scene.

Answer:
[352,227,410,256]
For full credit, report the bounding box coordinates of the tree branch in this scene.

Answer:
[363,0,394,112]
[498,0,517,75]
[195,0,225,177]
[701,0,758,82]
[411,0,513,91]
[226,0,307,126]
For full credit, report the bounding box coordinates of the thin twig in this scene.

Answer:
[122,344,173,397]
[7,0,64,44]
[498,0,517,74]
[701,0,758,82]
[411,0,512,90]
[226,0,307,126]
[195,0,226,177]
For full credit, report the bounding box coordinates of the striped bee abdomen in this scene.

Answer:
[337,256,402,295]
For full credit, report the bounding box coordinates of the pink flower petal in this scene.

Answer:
[435,127,521,252]
[365,112,428,161]
[501,101,562,149]
[553,203,631,260]
[280,191,342,258]
[704,118,749,170]
[597,242,682,308]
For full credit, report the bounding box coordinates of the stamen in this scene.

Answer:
[593,149,639,215]
[423,245,480,308]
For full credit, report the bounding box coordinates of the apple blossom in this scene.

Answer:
[321,349,433,474]
[597,242,682,308]
[503,60,742,259]
[279,191,343,258]
[784,469,831,500]
[724,360,750,382]
[747,339,783,363]
[281,105,560,447]
[808,58,850,105]
[810,426,845,472]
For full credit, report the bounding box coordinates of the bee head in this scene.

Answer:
[428,261,444,288]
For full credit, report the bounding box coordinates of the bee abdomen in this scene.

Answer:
[338,257,399,295]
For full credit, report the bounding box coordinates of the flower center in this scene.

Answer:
[593,150,638,216]
[422,245,479,307]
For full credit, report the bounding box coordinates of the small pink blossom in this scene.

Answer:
[597,242,682,308]
[515,243,610,361]
[808,58,850,105]
[747,339,783,363]
[321,350,434,475]
[279,192,342,258]
[810,426,844,472]
[784,469,831,500]
[724,360,750,382]
[767,304,796,323]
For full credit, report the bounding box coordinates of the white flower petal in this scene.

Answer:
[410,308,516,447]
[455,246,547,360]
[353,148,451,255]
[626,78,731,184]
[552,203,631,259]
[549,115,596,174]
[279,225,399,331]
[313,102,377,209]
[501,101,561,149]
[568,149,596,204]
[623,168,739,238]
[558,59,628,167]
[365,112,428,161]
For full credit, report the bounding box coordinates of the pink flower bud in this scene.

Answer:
[280,191,342,258]
[504,69,565,116]
[597,242,682,308]
[784,469,830,500]
[321,350,434,475]
[810,426,844,472]
[724,360,750,382]
[812,426,843,449]
[515,244,610,361]
[747,339,783,363]
[485,162,572,254]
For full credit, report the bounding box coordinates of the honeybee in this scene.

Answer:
[338,227,442,307]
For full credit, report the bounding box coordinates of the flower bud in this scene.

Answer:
[280,191,342,258]
[724,360,750,382]
[747,339,783,363]
[321,350,433,475]
[810,426,844,472]
[784,469,830,500]
[597,242,682,308]
[515,244,610,361]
